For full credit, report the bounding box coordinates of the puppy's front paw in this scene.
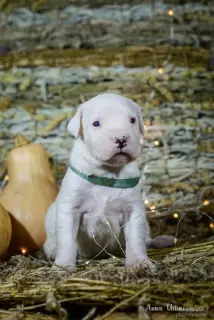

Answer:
[50,265,74,278]
[53,259,77,273]
[126,256,154,270]
[51,264,76,273]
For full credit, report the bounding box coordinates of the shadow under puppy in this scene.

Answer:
[44,93,174,271]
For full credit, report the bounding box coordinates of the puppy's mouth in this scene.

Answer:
[115,151,129,157]
[106,151,132,166]
[100,150,135,168]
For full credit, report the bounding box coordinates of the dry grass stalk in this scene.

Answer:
[0,241,213,310]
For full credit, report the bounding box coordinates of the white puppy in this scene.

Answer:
[44,93,173,271]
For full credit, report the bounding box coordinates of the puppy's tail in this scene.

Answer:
[146,235,175,249]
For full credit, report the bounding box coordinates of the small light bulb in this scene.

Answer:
[168,9,174,16]
[4,175,9,181]
[158,68,163,74]
[210,223,214,229]
[154,140,160,146]
[20,247,28,255]
[173,213,179,219]
[150,205,156,211]
[105,220,110,227]
[203,200,210,206]
[144,200,149,205]
[140,137,144,145]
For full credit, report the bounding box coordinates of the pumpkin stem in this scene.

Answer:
[14,135,30,148]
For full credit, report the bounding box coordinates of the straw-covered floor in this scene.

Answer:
[0,237,213,319]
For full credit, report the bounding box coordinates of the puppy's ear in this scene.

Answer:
[136,105,144,135]
[67,107,83,138]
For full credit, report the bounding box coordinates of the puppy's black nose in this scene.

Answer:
[115,136,128,149]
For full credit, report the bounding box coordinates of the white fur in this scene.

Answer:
[44,93,152,270]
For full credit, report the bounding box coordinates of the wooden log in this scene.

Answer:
[1,70,213,108]
[1,19,212,51]
[0,0,212,12]
[0,0,213,56]
[0,46,209,70]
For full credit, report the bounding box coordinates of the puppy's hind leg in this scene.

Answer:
[43,202,57,261]
[147,235,175,249]
[43,238,56,261]
[145,217,175,249]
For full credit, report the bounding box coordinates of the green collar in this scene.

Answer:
[70,166,140,189]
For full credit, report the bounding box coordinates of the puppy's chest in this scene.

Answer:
[75,189,130,238]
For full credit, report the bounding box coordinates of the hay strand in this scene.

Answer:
[0,241,213,309]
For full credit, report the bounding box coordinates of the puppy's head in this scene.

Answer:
[67,93,144,167]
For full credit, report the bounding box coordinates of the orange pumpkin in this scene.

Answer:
[0,203,12,259]
[0,135,58,255]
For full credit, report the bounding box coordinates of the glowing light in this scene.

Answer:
[154,140,160,146]
[168,9,174,16]
[174,238,177,244]
[203,200,210,206]
[173,213,179,219]
[210,223,214,229]
[158,68,164,74]
[105,220,110,227]
[20,247,28,255]
[85,260,90,265]
[144,200,149,205]
[4,175,9,181]
[150,205,156,211]
[144,125,147,130]
[140,137,144,145]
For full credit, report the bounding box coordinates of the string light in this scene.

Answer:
[105,220,110,227]
[154,140,160,146]
[140,137,144,145]
[20,247,28,255]
[203,200,210,206]
[150,205,156,211]
[105,219,125,255]
[144,200,149,205]
[158,68,164,74]
[173,213,179,219]
[91,218,123,261]
[4,175,9,181]
[168,9,174,16]
[210,223,214,229]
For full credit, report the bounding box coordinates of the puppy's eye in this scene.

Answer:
[92,121,101,127]
[130,117,136,124]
